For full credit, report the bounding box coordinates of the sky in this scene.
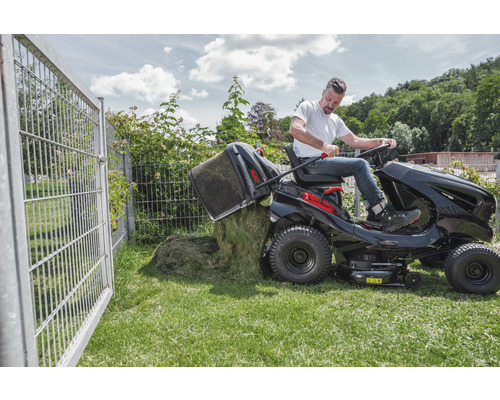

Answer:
[6,2,500,133]
[42,34,499,132]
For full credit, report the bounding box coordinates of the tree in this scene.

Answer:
[344,117,364,136]
[386,122,413,159]
[216,75,250,143]
[451,113,473,151]
[302,55,500,153]
[277,116,291,132]
[277,116,293,142]
[411,126,431,154]
[247,101,283,142]
[345,93,380,122]
[216,115,247,143]
[394,92,429,129]
[427,92,466,150]
[473,73,500,150]
[447,134,462,151]
[363,109,390,138]
[109,94,212,163]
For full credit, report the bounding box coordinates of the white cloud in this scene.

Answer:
[176,109,199,128]
[90,64,179,104]
[180,88,209,101]
[342,95,356,106]
[189,34,343,91]
[163,46,172,55]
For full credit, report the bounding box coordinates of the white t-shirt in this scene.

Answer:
[292,100,351,157]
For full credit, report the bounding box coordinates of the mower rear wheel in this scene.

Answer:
[269,225,332,284]
[445,243,500,294]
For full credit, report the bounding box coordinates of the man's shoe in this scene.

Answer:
[376,203,421,232]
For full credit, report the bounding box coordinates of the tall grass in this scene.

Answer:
[77,243,500,367]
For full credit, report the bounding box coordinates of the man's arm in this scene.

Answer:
[289,116,340,156]
[340,132,396,150]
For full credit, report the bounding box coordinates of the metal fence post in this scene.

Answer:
[98,98,114,289]
[0,34,38,367]
[354,149,361,218]
[123,144,136,243]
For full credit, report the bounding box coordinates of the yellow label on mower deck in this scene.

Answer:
[366,277,383,284]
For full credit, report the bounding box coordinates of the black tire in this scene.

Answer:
[444,243,500,294]
[269,225,332,284]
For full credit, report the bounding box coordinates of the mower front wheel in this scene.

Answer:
[445,243,500,294]
[269,225,332,284]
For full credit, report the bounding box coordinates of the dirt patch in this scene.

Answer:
[151,204,273,281]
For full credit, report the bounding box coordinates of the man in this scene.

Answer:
[289,77,420,232]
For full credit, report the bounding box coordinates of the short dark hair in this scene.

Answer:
[326,78,346,94]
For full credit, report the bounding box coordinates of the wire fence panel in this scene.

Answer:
[5,35,114,367]
[131,143,360,244]
[133,152,212,243]
[106,119,135,253]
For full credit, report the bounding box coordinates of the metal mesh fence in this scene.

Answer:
[10,35,113,366]
[132,152,213,242]
[106,119,135,253]
[131,143,358,243]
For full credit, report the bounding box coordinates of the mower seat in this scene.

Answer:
[284,145,344,187]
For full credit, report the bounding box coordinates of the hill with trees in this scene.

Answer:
[239,56,500,158]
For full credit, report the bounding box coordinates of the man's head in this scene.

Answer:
[320,78,346,114]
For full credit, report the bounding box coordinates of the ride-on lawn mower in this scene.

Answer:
[189,142,500,294]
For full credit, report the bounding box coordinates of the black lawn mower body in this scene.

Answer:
[189,142,500,294]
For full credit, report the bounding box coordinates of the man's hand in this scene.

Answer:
[322,143,341,157]
[339,132,396,151]
[380,138,396,149]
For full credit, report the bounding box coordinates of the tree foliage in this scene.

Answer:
[216,75,250,143]
[335,56,500,153]
[247,101,285,142]
[474,73,500,151]
[106,94,217,239]
[210,55,499,155]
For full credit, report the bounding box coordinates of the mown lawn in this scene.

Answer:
[77,243,500,367]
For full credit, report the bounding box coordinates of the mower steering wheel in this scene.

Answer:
[355,143,390,168]
[355,143,390,159]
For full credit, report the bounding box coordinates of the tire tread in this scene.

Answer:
[444,243,500,294]
[269,225,331,284]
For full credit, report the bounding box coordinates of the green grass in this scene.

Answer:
[77,243,500,367]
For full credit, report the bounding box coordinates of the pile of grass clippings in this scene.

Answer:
[213,203,272,280]
[151,204,272,282]
[150,235,221,280]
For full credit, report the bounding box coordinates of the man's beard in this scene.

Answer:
[322,106,334,114]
